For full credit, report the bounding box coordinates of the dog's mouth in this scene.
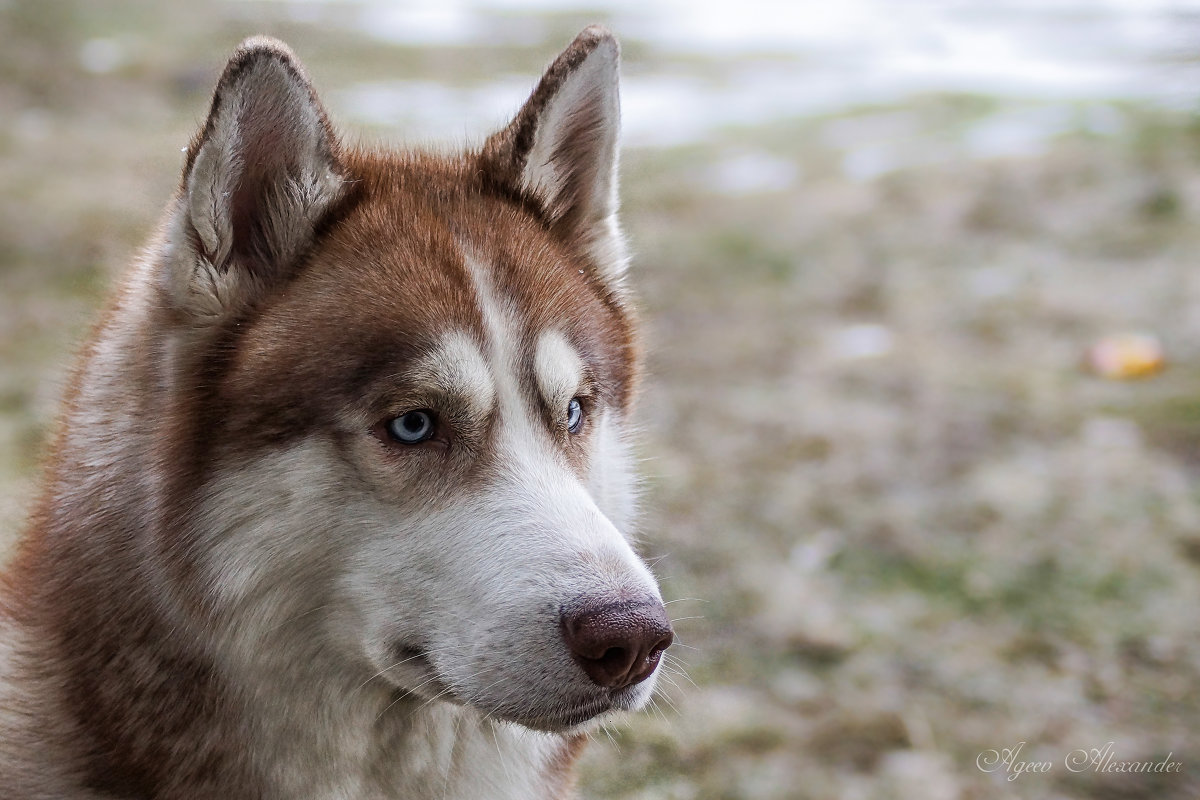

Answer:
[507,679,654,732]
[474,679,655,732]
[374,645,453,702]
[376,643,638,732]
[513,696,614,732]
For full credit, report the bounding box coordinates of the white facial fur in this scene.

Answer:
[361,253,661,727]
[408,329,497,418]
[198,253,660,736]
[534,329,585,414]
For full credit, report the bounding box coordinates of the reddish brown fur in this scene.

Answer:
[0,28,641,800]
[545,733,590,799]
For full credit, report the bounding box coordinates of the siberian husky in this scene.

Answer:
[0,27,672,799]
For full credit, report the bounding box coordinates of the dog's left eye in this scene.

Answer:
[385,410,436,444]
[567,398,583,434]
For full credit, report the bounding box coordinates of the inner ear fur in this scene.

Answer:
[480,26,629,294]
[170,36,346,318]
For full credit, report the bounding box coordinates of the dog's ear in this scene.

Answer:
[168,36,345,318]
[481,26,628,294]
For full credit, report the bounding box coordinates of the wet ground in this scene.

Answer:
[5,1,1200,797]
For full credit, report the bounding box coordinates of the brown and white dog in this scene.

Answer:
[0,27,672,799]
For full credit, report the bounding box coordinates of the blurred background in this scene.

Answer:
[5,1,1200,797]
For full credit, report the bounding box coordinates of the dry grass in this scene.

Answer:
[3,2,1200,798]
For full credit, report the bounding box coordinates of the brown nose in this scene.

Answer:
[561,598,674,690]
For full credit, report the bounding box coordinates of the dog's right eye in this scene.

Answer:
[385,410,436,445]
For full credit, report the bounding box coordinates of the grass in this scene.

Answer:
[5,1,1200,798]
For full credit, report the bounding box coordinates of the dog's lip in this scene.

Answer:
[608,681,648,708]
[512,696,614,732]
[379,645,627,731]
[387,644,433,673]
[376,645,452,695]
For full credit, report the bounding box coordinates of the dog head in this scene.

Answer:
[151,29,671,731]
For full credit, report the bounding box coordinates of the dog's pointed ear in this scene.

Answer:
[168,36,345,318]
[481,26,628,293]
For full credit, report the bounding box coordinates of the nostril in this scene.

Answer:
[598,647,627,668]
[561,597,675,690]
[630,629,672,683]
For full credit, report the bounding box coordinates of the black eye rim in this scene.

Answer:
[567,397,584,434]
[383,409,438,445]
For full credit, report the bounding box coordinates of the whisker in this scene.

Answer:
[356,652,434,691]
[419,670,510,718]
[646,697,671,726]
[416,684,461,712]
[662,654,699,689]
[375,674,446,721]
[488,723,517,786]
[354,644,471,692]
[440,709,467,800]
[655,690,680,715]
[657,671,683,692]
[600,720,621,754]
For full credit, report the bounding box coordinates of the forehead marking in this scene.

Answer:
[534,329,583,408]
[463,253,526,420]
[408,330,495,416]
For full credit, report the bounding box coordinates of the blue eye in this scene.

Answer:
[567,398,583,434]
[386,410,436,444]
